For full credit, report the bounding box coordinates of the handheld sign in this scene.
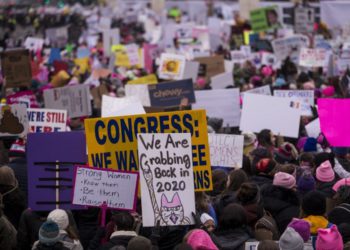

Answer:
[72,166,138,211]
[1,49,32,88]
[138,133,195,227]
[208,134,244,168]
[0,104,29,138]
[274,90,314,116]
[27,108,67,133]
[84,110,212,191]
[158,53,186,80]
[250,6,281,32]
[299,48,328,68]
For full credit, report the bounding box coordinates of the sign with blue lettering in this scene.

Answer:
[27,132,87,211]
[148,79,195,107]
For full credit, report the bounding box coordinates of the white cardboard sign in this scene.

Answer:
[271,34,309,63]
[211,72,234,89]
[138,133,195,227]
[274,90,314,116]
[27,108,67,133]
[208,134,244,168]
[240,93,301,138]
[158,53,186,80]
[72,166,138,210]
[305,118,321,138]
[101,95,145,118]
[299,48,328,68]
[192,88,240,127]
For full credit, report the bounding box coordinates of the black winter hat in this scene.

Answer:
[302,190,326,216]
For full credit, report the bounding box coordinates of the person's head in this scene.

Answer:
[112,212,135,231]
[299,152,314,169]
[257,129,275,148]
[38,220,61,246]
[254,158,277,176]
[297,170,316,195]
[208,169,227,196]
[287,218,311,242]
[302,190,326,216]
[236,182,260,205]
[337,223,350,244]
[226,169,248,193]
[279,227,304,250]
[127,236,152,250]
[257,240,279,250]
[332,147,348,158]
[273,172,296,190]
[200,213,215,233]
[277,164,296,176]
[0,165,17,187]
[195,192,209,213]
[316,225,343,250]
[218,204,247,231]
[316,160,335,183]
[47,209,69,231]
[185,229,218,250]
[334,185,350,205]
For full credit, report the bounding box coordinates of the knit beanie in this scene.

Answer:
[297,170,316,194]
[303,137,317,152]
[332,147,348,157]
[302,190,326,216]
[316,160,335,182]
[256,158,276,174]
[322,86,335,97]
[127,236,152,250]
[187,229,218,250]
[39,220,61,246]
[200,213,215,226]
[243,132,256,147]
[9,138,26,158]
[273,172,296,189]
[275,143,298,163]
[316,225,343,250]
[0,166,17,186]
[47,209,69,230]
[279,227,304,250]
[332,177,350,192]
[287,218,311,242]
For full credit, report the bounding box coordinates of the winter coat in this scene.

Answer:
[328,203,350,226]
[316,180,336,199]
[242,203,264,228]
[8,157,27,205]
[338,158,350,172]
[98,231,137,250]
[261,184,300,234]
[213,193,236,221]
[250,175,273,189]
[212,227,251,250]
[0,213,17,250]
[32,241,70,250]
[73,208,99,249]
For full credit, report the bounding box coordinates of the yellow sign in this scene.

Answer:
[112,45,143,68]
[73,57,90,75]
[84,110,212,191]
[127,74,158,85]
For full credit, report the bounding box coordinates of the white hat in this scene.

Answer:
[47,209,69,230]
[200,213,215,225]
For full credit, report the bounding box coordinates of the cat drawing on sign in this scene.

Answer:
[140,153,190,226]
[160,192,190,226]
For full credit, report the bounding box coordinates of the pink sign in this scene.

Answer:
[318,98,350,146]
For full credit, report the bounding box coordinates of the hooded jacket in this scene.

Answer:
[98,231,137,250]
[261,184,300,234]
[212,227,251,250]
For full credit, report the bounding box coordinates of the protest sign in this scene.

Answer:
[43,85,92,118]
[305,118,321,139]
[84,110,212,191]
[127,74,158,85]
[250,6,280,32]
[208,134,244,168]
[143,44,159,74]
[0,104,29,138]
[224,60,235,73]
[72,166,138,210]
[211,72,234,89]
[1,49,32,88]
[24,37,44,51]
[244,85,272,96]
[231,51,249,65]
[192,89,240,127]
[148,79,195,107]
[272,35,309,63]
[183,61,200,83]
[138,133,195,227]
[318,98,350,146]
[27,108,67,133]
[239,0,259,20]
[101,95,145,118]
[103,29,120,56]
[6,90,39,108]
[274,90,314,116]
[294,6,315,34]
[261,53,277,68]
[158,53,186,80]
[27,131,87,211]
[194,56,225,79]
[125,44,141,66]
[299,48,328,68]
[240,94,301,138]
[45,26,68,47]
[125,84,151,107]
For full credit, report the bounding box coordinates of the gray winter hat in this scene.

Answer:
[279,227,304,250]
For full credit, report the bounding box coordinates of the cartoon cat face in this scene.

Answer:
[160,192,184,225]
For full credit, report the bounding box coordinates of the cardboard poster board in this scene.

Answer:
[211,72,234,89]
[208,134,244,168]
[250,6,281,32]
[158,53,186,80]
[1,49,32,88]
[84,110,212,191]
[194,56,225,80]
[72,166,138,210]
[274,90,314,116]
[294,6,315,34]
[138,133,195,227]
[271,34,309,63]
[299,48,328,68]
[27,108,67,133]
[27,131,87,211]
[148,79,196,107]
[0,104,29,138]
[101,95,145,118]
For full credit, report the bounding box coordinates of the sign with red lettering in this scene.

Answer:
[27,108,67,133]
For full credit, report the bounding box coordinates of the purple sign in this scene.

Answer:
[27,131,87,211]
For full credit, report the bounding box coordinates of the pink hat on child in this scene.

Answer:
[273,172,296,189]
[316,225,343,250]
[316,160,335,182]
[187,229,218,250]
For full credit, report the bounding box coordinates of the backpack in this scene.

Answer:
[254,210,280,241]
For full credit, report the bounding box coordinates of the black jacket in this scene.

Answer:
[8,158,27,205]
[98,233,136,250]
[328,203,350,226]
[212,227,251,250]
[317,180,337,199]
[261,184,300,234]
[213,193,236,221]
[250,175,273,189]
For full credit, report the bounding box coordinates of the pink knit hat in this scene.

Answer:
[196,78,206,88]
[273,172,296,189]
[261,66,273,77]
[316,160,335,182]
[187,229,218,250]
[332,177,350,192]
[316,225,343,250]
[322,86,335,97]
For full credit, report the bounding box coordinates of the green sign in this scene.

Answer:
[250,6,281,32]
